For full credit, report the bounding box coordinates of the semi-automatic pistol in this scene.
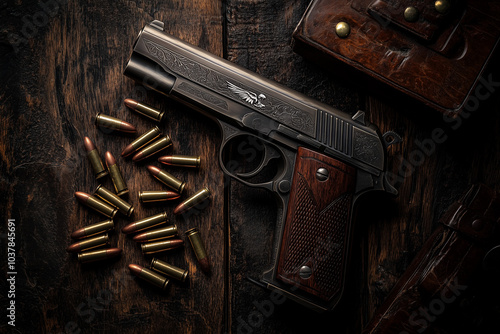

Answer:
[124,20,399,312]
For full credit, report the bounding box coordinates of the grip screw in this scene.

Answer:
[278,180,291,194]
[299,266,312,279]
[316,168,329,182]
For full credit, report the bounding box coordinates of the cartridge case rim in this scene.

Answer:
[179,182,186,195]
[95,112,102,126]
[158,110,165,122]
[116,189,129,197]
[185,227,199,237]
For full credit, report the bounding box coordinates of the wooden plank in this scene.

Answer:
[1,1,225,333]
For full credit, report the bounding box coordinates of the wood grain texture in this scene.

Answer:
[1,0,500,333]
[277,147,356,301]
[1,1,225,333]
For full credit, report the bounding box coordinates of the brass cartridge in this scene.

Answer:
[95,112,136,133]
[147,166,185,194]
[128,264,169,290]
[133,225,179,242]
[141,239,184,254]
[132,136,172,162]
[185,228,210,273]
[122,126,162,157]
[150,258,188,282]
[139,190,180,203]
[67,234,109,253]
[105,151,128,196]
[125,99,165,122]
[84,137,108,179]
[173,188,211,215]
[94,185,134,217]
[122,212,168,234]
[75,191,118,218]
[71,219,114,239]
[78,248,122,263]
[158,155,201,168]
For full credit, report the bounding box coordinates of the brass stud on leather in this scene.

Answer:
[404,7,419,22]
[335,22,351,38]
[434,0,451,14]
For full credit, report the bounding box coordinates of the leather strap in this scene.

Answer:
[440,184,500,243]
[368,0,463,41]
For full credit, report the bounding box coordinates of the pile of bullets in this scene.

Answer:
[68,99,212,290]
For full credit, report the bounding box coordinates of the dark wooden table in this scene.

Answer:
[2,1,500,333]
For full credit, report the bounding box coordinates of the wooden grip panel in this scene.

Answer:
[277,147,356,301]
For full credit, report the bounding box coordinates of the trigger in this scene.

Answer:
[236,144,281,179]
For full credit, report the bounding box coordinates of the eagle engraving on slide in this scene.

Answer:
[226,81,266,108]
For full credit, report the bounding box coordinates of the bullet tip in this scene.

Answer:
[75,191,90,203]
[173,204,183,215]
[121,223,136,234]
[107,248,123,256]
[70,228,85,239]
[199,258,211,274]
[132,151,143,162]
[128,264,143,275]
[132,233,145,242]
[83,136,96,152]
[124,98,138,110]
[121,144,135,157]
[120,121,137,134]
[157,156,170,164]
[147,165,161,175]
[105,151,116,166]
[66,243,80,253]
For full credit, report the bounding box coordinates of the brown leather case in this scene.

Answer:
[292,0,500,116]
[362,184,500,334]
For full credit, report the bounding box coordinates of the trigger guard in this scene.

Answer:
[217,123,292,192]
[236,144,281,179]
